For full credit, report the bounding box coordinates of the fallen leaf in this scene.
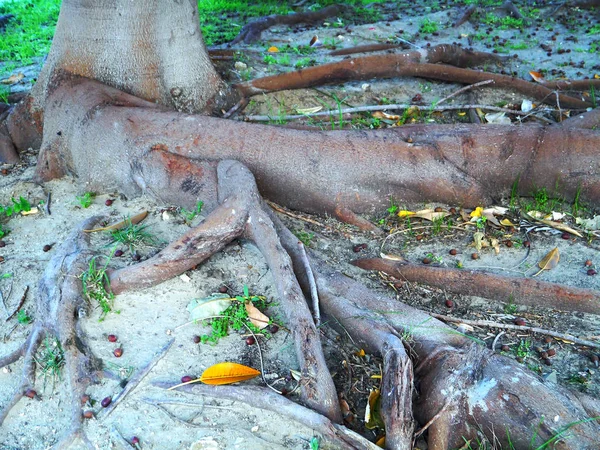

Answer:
[595,74,599,79]
[200,362,260,385]
[490,237,500,255]
[267,46,279,53]
[179,273,191,283]
[533,247,559,277]
[413,209,449,221]
[245,301,270,329]
[372,111,400,121]
[521,99,533,112]
[355,349,366,357]
[485,111,511,124]
[187,293,232,321]
[482,209,501,226]
[500,218,518,227]
[473,231,486,251]
[470,207,484,218]
[536,218,583,238]
[296,106,322,114]
[365,389,384,429]
[457,111,466,116]
[456,323,474,333]
[84,211,148,232]
[576,215,600,231]
[529,70,545,82]
[20,207,39,216]
[380,252,406,262]
[290,369,302,381]
[397,210,416,218]
[376,436,386,448]
[0,72,24,84]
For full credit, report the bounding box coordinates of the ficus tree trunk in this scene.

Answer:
[2,1,600,449]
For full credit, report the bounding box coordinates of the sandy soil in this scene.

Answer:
[1,1,600,449]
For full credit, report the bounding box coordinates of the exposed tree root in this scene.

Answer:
[111,160,342,423]
[154,383,379,449]
[231,4,348,44]
[352,258,600,315]
[0,216,104,449]
[235,44,588,109]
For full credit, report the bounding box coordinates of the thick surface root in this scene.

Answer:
[0,217,103,448]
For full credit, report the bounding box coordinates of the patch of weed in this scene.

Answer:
[515,338,532,360]
[109,219,157,252]
[81,254,118,321]
[180,201,204,222]
[200,286,270,344]
[419,18,438,34]
[35,337,64,389]
[295,230,315,247]
[16,309,32,325]
[76,192,95,209]
[0,196,31,217]
[504,295,517,314]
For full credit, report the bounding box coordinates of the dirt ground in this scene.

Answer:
[1,1,600,449]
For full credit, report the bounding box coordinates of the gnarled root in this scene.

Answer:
[110,160,342,422]
[0,216,104,449]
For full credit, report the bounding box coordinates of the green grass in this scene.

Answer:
[81,254,117,321]
[109,219,157,252]
[16,309,33,324]
[75,192,95,209]
[35,337,65,389]
[419,18,438,34]
[180,201,204,222]
[0,0,61,68]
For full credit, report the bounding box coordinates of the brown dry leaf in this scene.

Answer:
[309,35,320,47]
[376,436,386,448]
[200,362,260,385]
[529,70,545,82]
[413,209,449,221]
[371,111,400,121]
[245,302,270,329]
[533,247,560,277]
[84,211,148,232]
[490,237,500,255]
[1,72,24,84]
[536,219,583,238]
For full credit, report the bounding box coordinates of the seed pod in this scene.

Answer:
[181,375,193,383]
[113,348,123,357]
[83,410,94,419]
[101,396,112,408]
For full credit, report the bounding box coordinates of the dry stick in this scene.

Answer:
[436,80,494,105]
[492,331,506,352]
[244,103,547,122]
[298,242,321,326]
[6,285,29,321]
[413,401,450,438]
[454,4,477,27]
[98,339,174,419]
[430,313,600,350]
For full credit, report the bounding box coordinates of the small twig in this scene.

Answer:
[298,242,320,326]
[6,285,29,322]
[266,200,352,238]
[430,313,600,349]
[222,97,249,119]
[492,331,506,352]
[98,338,174,419]
[414,400,450,438]
[44,191,51,215]
[245,103,534,122]
[436,80,494,106]
[110,426,132,450]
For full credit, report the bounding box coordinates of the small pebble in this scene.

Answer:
[246,336,256,346]
[113,348,123,358]
[101,397,112,408]
[107,334,117,342]
[114,249,124,257]
[422,257,432,265]
[449,249,457,255]
[83,410,94,419]
[514,318,526,326]
[181,375,193,383]
[193,335,201,344]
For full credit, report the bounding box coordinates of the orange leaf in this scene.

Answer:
[529,71,544,82]
[200,362,260,385]
[267,46,279,53]
[245,302,270,329]
[533,247,560,277]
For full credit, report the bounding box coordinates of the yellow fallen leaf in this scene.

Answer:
[1,72,24,84]
[355,349,366,357]
[413,209,449,221]
[595,74,600,79]
[500,218,517,227]
[365,389,384,429]
[536,219,583,238]
[533,247,559,277]
[470,207,484,218]
[372,111,400,121]
[84,211,148,232]
[20,207,39,216]
[457,111,466,116]
[245,301,270,329]
[397,210,416,218]
[200,362,260,385]
[267,46,279,53]
[376,436,386,448]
